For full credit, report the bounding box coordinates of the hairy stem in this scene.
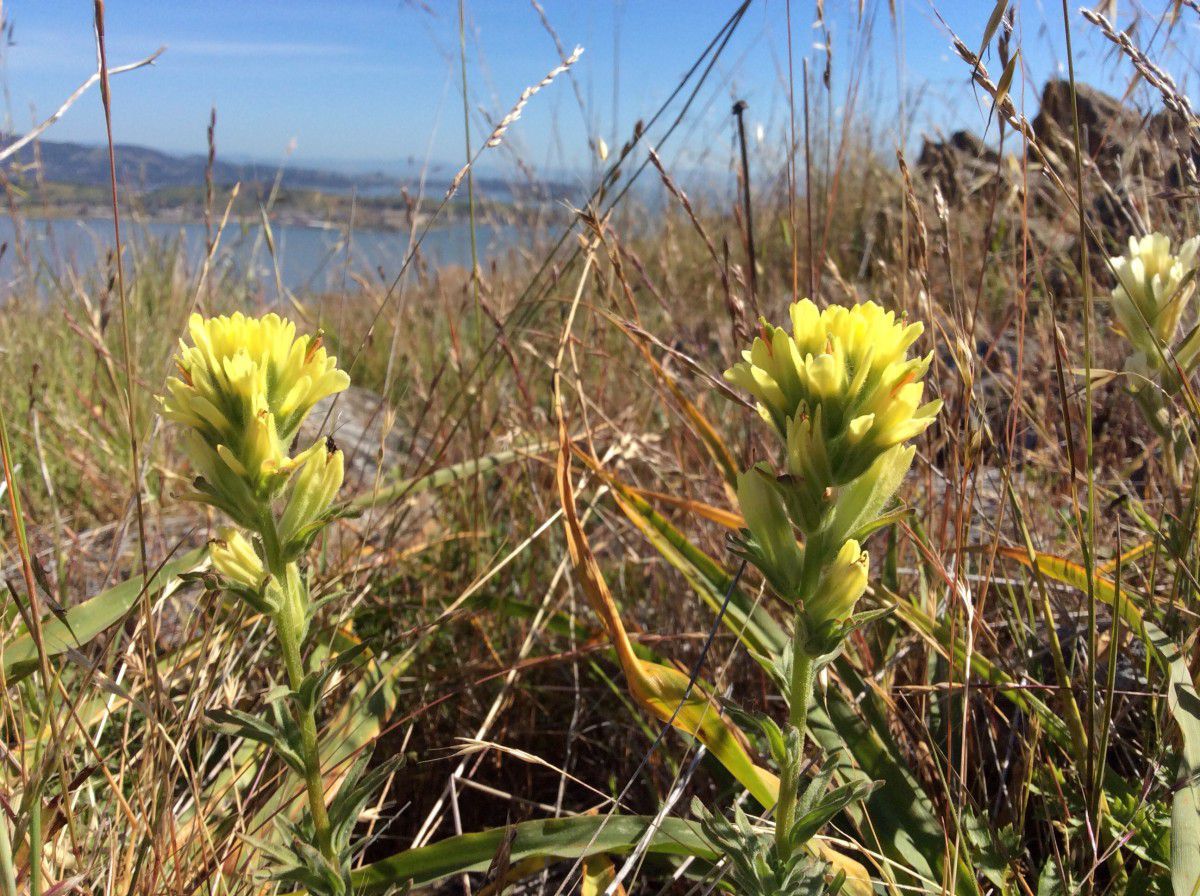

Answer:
[260,511,336,864]
[279,619,336,864]
[774,635,815,860]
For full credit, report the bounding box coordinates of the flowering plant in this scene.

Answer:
[165,313,385,894]
[1110,233,1200,385]
[727,300,940,652]
[701,299,939,893]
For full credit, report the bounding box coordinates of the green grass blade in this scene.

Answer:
[1146,620,1200,896]
[349,438,555,511]
[811,661,983,896]
[351,815,715,893]
[605,480,788,659]
[2,547,206,683]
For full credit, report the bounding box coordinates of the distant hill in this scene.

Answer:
[1,133,404,193]
[0,134,578,201]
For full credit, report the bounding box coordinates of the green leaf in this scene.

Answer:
[294,642,371,712]
[2,547,206,683]
[351,815,715,893]
[791,779,878,847]
[1147,621,1200,896]
[206,707,305,775]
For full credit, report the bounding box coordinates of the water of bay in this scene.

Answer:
[0,215,516,299]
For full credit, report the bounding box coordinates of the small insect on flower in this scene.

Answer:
[279,437,346,549]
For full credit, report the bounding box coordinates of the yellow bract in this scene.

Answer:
[280,440,346,545]
[726,299,941,488]
[162,312,349,502]
[210,528,265,591]
[805,539,869,631]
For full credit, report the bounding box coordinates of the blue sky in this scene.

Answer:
[0,1,1195,177]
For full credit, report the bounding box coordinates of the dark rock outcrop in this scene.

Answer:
[1032,79,1148,175]
[917,130,1001,202]
[916,79,1197,293]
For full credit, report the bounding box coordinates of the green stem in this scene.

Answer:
[279,621,336,864]
[28,769,42,896]
[774,530,827,858]
[0,805,16,896]
[774,634,815,860]
[260,511,336,865]
[788,633,815,735]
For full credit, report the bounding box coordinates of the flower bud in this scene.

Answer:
[210,528,265,591]
[804,539,869,632]
[279,439,345,549]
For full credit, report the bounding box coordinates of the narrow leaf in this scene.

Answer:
[2,547,206,682]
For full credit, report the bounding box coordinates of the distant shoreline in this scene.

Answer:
[4,180,548,234]
[5,203,436,234]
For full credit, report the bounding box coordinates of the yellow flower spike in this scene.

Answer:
[723,301,936,877]
[162,312,350,507]
[725,299,941,495]
[804,539,869,632]
[210,528,265,591]
[165,312,349,438]
[1109,232,1200,385]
